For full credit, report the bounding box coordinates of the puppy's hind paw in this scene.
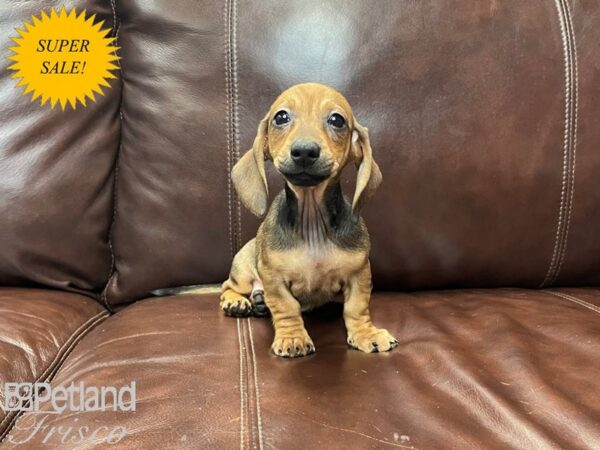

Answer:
[221,297,253,317]
[251,292,270,318]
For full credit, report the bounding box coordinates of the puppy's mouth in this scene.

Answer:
[278,158,333,187]
[282,170,330,187]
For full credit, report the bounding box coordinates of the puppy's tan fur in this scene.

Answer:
[221,83,397,357]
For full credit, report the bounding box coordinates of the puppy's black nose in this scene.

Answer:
[291,141,320,166]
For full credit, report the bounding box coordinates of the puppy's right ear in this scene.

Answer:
[231,113,270,218]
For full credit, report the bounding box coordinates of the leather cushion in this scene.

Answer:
[3,295,242,448]
[0,288,108,440]
[0,0,121,294]
[6,289,599,448]
[104,0,233,304]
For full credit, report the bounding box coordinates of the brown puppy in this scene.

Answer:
[221,82,397,358]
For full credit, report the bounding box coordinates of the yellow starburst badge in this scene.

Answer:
[7,7,120,110]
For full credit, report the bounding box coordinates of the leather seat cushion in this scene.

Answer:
[0,288,108,440]
[4,288,599,448]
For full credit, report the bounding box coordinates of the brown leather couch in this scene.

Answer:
[1,1,599,448]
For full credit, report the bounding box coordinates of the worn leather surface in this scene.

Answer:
[0,1,120,294]
[3,296,241,448]
[0,288,108,440]
[6,290,599,449]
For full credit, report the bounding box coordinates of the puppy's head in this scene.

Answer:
[232,82,382,218]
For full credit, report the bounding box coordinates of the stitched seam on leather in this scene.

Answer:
[225,0,235,259]
[242,320,257,449]
[237,318,247,450]
[542,0,571,287]
[101,0,123,311]
[232,0,242,252]
[0,310,109,442]
[541,0,577,288]
[225,0,241,253]
[248,318,264,450]
[225,0,243,256]
[543,290,600,316]
[551,0,578,286]
[548,0,575,287]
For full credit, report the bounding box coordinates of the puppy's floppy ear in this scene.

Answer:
[232,113,270,218]
[351,119,383,214]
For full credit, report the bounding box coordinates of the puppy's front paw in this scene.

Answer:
[271,332,315,358]
[347,326,398,353]
[220,297,253,317]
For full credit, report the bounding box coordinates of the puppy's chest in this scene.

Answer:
[271,242,365,307]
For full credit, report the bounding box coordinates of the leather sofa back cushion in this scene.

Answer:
[104,0,232,303]
[3,1,597,303]
[104,0,600,304]
[0,0,120,294]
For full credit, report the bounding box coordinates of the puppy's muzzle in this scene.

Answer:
[281,140,331,187]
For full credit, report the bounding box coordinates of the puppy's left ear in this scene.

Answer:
[231,113,270,218]
[351,119,383,214]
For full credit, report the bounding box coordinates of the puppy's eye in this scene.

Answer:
[273,110,291,126]
[327,113,346,129]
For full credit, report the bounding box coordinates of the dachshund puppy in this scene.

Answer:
[222,82,398,358]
